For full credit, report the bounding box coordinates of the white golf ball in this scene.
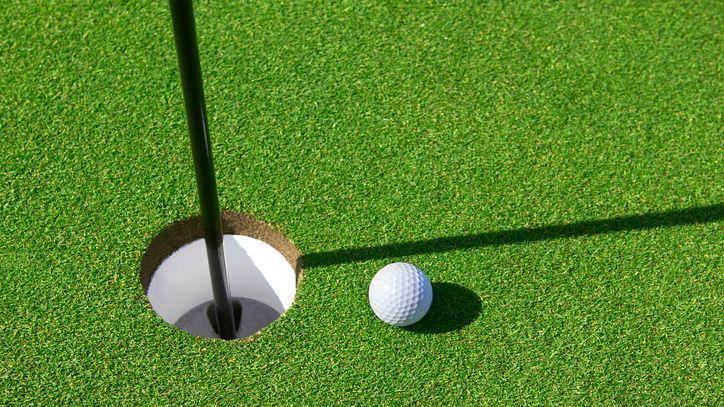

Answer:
[368,262,433,326]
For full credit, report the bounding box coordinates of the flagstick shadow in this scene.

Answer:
[303,203,723,268]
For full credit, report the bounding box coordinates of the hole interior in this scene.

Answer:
[140,212,302,340]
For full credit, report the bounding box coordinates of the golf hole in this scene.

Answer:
[140,212,302,340]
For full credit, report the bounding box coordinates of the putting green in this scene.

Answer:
[2,1,721,404]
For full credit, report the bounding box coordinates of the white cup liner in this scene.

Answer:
[149,234,295,319]
[140,212,302,340]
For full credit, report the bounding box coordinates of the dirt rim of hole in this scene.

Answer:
[139,211,303,341]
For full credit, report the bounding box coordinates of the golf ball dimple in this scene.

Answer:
[368,262,433,326]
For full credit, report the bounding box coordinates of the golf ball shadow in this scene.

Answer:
[403,282,481,334]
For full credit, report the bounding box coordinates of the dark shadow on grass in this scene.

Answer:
[403,283,481,334]
[303,203,723,268]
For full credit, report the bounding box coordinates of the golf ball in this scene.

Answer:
[368,262,433,326]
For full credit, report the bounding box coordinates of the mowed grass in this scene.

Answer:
[1,0,722,404]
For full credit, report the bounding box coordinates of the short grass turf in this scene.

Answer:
[1,0,722,404]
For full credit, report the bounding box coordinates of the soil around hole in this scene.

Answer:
[139,211,302,340]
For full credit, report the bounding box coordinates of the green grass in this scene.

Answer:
[2,0,722,404]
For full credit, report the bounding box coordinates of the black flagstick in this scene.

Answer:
[169,0,239,340]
